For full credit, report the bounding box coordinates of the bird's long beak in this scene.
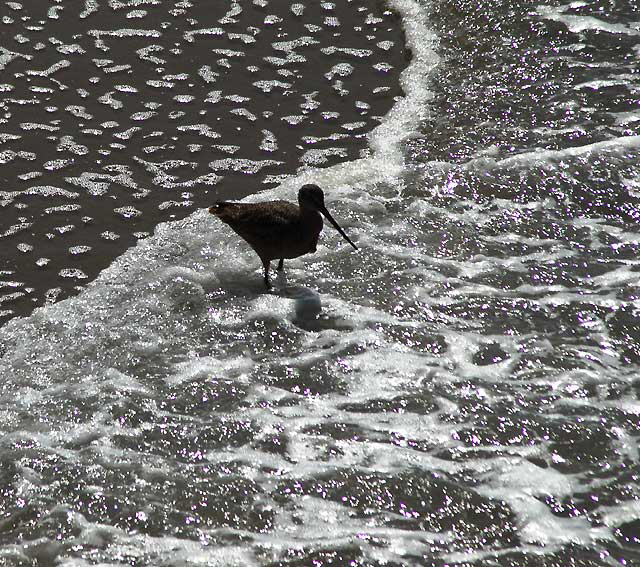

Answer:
[320,206,358,250]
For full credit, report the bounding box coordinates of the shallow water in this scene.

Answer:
[0,0,405,322]
[1,0,640,566]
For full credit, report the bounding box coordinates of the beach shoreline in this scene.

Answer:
[0,0,408,325]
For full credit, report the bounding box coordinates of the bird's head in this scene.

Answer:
[298,184,325,210]
[297,184,358,251]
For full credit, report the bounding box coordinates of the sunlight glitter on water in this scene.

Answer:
[0,0,407,322]
[1,0,640,565]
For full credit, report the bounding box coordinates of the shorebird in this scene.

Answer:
[209,184,358,288]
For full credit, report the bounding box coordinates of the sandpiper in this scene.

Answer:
[209,184,358,288]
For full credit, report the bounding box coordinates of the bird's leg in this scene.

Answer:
[261,258,272,289]
[277,258,284,271]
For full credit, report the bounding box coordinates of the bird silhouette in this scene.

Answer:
[209,184,358,288]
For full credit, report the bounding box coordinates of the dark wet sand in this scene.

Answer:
[0,1,407,325]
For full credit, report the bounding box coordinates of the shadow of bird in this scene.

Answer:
[209,184,358,288]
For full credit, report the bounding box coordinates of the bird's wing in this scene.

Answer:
[211,201,301,247]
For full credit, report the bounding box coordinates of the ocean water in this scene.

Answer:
[1,0,640,566]
[0,0,406,321]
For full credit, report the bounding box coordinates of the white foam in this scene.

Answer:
[537,6,640,36]
[3,1,638,563]
[465,135,640,171]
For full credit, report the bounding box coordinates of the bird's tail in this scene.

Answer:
[208,202,233,216]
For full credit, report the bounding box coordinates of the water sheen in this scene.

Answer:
[0,0,405,322]
[1,0,640,566]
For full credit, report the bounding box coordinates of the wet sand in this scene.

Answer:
[0,1,408,324]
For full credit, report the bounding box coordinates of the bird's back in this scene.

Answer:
[209,200,322,261]
[210,200,295,224]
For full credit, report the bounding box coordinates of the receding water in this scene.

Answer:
[1,0,640,566]
[0,0,405,322]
